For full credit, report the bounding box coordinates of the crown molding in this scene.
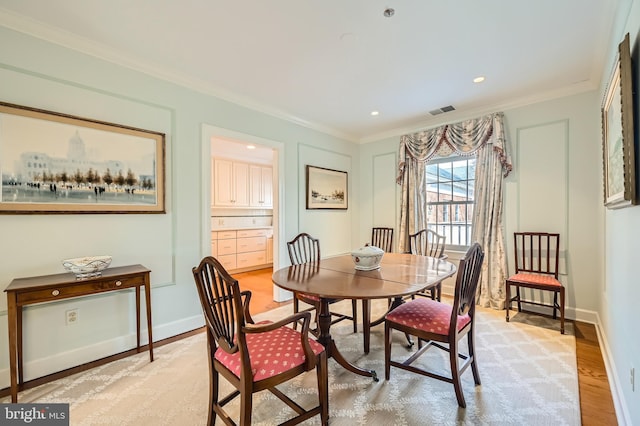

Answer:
[0,8,357,143]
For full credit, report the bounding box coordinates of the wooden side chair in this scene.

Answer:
[409,229,447,300]
[371,227,394,252]
[192,256,329,426]
[384,242,485,408]
[287,233,358,334]
[505,232,565,334]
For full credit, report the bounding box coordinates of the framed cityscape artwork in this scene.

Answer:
[0,102,165,214]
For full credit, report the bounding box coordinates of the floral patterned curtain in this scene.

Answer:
[397,112,512,308]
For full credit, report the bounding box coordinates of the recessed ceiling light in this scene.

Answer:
[371,111,379,116]
[383,8,395,17]
[246,145,256,150]
[473,76,485,83]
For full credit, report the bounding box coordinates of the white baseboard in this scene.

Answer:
[594,313,631,426]
[0,314,204,389]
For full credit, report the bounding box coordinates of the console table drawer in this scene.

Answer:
[16,275,144,304]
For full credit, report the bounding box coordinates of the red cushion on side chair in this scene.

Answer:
[385,298,471,336]
[508,273,562,287]
[215,322,325,382]
[299,293,320,302]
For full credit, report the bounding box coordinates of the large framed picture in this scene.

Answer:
[601,33,636,209]
[306,165,348,210]
[0,102,165,214]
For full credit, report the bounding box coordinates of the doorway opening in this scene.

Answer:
[202,124,288,303]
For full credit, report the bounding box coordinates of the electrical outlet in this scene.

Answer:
[65,309,78,325]
[631,366,635,392]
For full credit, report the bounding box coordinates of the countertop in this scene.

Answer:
[212,226,273,232]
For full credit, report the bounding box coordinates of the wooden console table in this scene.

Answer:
[4,264,153,402]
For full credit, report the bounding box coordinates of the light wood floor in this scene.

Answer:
[235,267,618,426]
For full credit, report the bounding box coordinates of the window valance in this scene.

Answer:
[397,112,512,184]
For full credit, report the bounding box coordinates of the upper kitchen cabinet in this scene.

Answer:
[213,159,249,207]
[249,165,273,208]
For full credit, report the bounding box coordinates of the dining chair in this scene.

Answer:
[192,256,329,426]
[287,232,358,334]
[371,227,394,252]
[505,232,565,334]
[384,242,484,408]
[409,229,448,301]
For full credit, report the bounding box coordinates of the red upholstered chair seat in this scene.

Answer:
[385,298,470,336]
[508,273,561,287]
[298,293,319,302]
[215,321,325,381]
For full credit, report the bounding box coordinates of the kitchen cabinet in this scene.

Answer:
[211,228,272,272]
[215,230,237,270]
[212,159,249,207]
[249,165,273,208]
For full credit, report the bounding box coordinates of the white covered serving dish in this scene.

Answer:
[351,245,384,271]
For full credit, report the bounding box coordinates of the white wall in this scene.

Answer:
[598,1,640,424]
[0,25,356,387]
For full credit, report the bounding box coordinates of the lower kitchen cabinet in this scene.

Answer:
[211,228,272,272]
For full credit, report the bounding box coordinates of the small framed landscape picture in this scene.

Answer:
[306,165,348,210]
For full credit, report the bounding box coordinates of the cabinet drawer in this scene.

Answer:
[211,240,218,257]
[16,275,145,305]
[237,229,268,238]
[218,254,237,270]
[218,239,237,255]
[211,231,218,239]
[237,251,267,268]
[236,236,266,253]
[218,231,237,240]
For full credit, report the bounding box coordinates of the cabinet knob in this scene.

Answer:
[51,289,60,296]
[115,280,122,286]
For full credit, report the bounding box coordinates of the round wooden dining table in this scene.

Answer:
[272,252,456,381]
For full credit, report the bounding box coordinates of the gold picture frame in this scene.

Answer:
[601,33,636,209]
[0,102,165,214]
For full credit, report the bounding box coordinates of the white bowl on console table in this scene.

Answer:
[62,255,112,278]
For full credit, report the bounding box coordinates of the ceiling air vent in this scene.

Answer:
[429,105,456,116]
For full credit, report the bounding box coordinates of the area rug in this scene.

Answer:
[1,300,580,425]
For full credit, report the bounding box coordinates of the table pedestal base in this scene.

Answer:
[317,300,378,381]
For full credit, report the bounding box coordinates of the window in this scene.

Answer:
[425,155,476,250]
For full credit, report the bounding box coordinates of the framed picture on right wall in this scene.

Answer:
[601,33,636,209]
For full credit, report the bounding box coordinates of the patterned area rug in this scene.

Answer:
[1,300,579,425]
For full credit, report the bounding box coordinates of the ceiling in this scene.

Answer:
[0,1,618,143]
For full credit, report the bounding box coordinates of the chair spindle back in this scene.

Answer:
[192,256,250,354]
[452,242,484,317]
[287,233,321,265]
[513,232,560,279]
[371,227,394,252]
[409,229,446,258]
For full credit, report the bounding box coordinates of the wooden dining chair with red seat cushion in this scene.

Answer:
[409,229,448,301]
[192,256,329,426]
[287,232,358,333]
[505,232,565,334]
[384,242,484,408]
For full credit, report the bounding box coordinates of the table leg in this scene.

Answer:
[145,280,154,361]
[317,298,377,381]
[7,294,18,402]
[362,299,370,354]
[370,296,404,327]
[135,284,141,352]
